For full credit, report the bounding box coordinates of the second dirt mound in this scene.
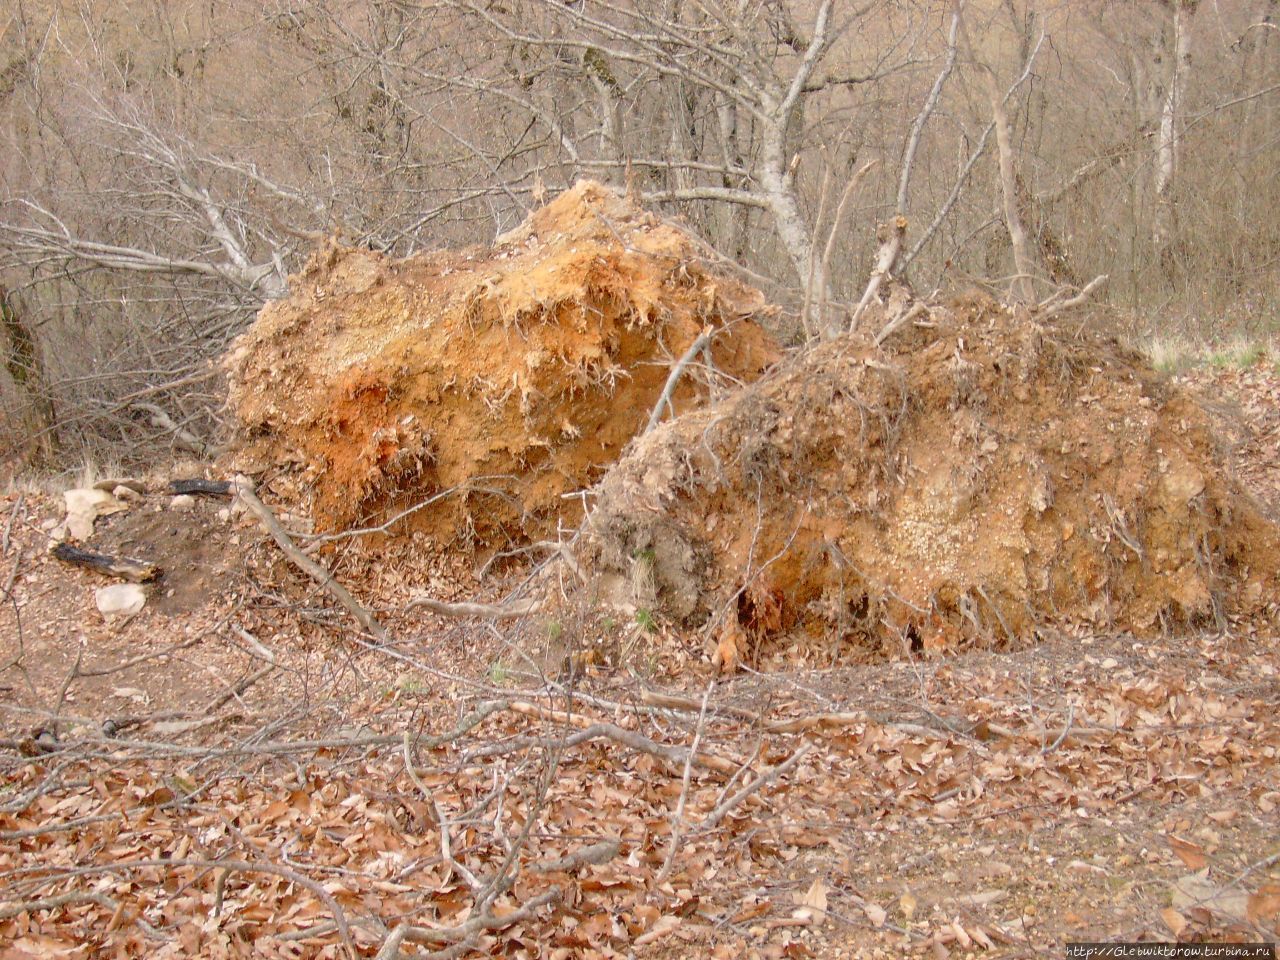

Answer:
[224,182,778,544]
[585,295,1280,662]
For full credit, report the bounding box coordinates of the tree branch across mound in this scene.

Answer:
[231,476,389,642]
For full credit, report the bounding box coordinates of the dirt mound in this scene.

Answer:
[584,294,1280,661]
[224,181,779,543]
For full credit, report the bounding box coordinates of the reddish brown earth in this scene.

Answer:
[586,297,1280,667]
[224,181,778,545]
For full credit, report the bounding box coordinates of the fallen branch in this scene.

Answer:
[0,890,118,920]
[507,700,595,728]
[873,301,930,348]
[466,720,740,776]
[3,493,25,554]
[232,476,389,642]
[51,543,160,583]
[657,683,712,882]
[399,888,561,946]
[639,689,762,722]
[644,326,714,434]
[530,839,621,874]
[205,662,276,713]
[406,595,542,619]
[697,742,813,831]
[1035,273,1108,321]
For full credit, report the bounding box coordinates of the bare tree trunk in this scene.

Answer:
[758,0,840,339]
[1,286,58,465]
[1153,0,1195,255]
[959,7,1043,306]
[987,62,1038,305]
[850,6,961,332]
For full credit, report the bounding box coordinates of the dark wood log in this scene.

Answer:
[51,543,160,582]
[169,478,232,498]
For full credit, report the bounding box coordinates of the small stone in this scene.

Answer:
[93,477,146,494]
[170,494,196,512]
[63,488,126,540]
[96,583,147,618]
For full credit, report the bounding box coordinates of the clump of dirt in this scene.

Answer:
[584,293,1280,659]
[224,181,779,544]
[91,497,234,615]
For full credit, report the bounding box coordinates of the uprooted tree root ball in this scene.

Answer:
[224,181,779,543]
[584,294,1280,662]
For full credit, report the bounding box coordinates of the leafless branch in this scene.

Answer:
[232,477,389,642]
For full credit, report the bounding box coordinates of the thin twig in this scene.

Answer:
[406,596,542,619]
[657,682,712,882]
[697,742,813,831]
[644,326,714,434]
[0,890,118,921]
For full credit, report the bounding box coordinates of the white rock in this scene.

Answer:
[170,494,196,512]
[95,583,147,618]
[62,488,126,541]
[93,478,146,494]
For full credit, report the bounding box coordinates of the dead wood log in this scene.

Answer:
[51,543,160,582]
[638,689,762,722]
[169,478,232,498]
[406,595,542,619]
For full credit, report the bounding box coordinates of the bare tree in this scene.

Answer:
[2,0,1279,469]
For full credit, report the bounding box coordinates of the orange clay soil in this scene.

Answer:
[584,292,1280,659]
[223,181,779,545]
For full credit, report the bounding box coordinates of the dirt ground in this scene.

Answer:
[0,359,1277,958]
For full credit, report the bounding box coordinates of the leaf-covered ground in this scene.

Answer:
[2,362,1278,959]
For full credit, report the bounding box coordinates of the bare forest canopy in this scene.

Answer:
[1,0,1278,470]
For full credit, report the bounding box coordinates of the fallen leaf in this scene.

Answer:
[1160,907,1187,937]
[1168,835,1208,869]
[1247,884,1280,924]
[792,878,828,926]
[862,901,887,927]
[1172,870,1250,923]
[899,890,918,920]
